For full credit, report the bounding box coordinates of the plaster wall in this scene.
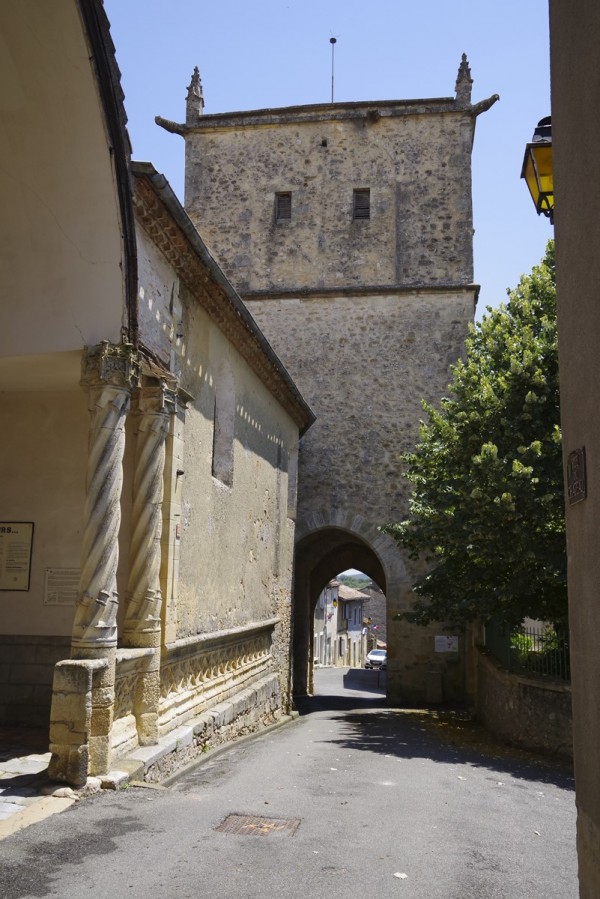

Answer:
[184,107,475,292]
[174,290,297,640]
[137,228,177,369]
[0,389,87,636]
[135,228,298,701]
[549,1,600,893]
[0,0,124,358]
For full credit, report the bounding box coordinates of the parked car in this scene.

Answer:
[365,649,387,670]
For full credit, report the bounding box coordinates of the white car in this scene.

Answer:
[365,649,387,670]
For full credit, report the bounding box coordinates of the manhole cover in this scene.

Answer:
[215,814,301,837]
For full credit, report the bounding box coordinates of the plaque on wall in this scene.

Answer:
[44,568,80,606]
[0,522,34,591]
[434,635,459,653]
[567,446,587,505]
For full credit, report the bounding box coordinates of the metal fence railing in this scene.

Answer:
[485,620,571,683]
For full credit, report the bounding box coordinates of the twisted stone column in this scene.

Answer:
[50,343,138,782]
[71,384,129,652]
[122,379,175,744]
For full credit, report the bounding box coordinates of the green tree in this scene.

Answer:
[385,241,566,629]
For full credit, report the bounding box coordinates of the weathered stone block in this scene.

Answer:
[48,744,89,787]
[89,706,113,737]
[50,691,92,725]
[89,734,111,774]
[53,660,94,694]
[49,722,88,746]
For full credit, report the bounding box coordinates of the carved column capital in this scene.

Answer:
[137,376,178,418]
[81,341,141,393]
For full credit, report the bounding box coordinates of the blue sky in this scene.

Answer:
[105,0,553,316]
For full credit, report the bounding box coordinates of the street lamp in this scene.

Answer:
[521,116,554,223]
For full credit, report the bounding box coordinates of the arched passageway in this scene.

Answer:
[292,512,406,700]
[291,511,468,706]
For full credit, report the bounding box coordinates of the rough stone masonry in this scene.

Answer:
[158,56,499,704]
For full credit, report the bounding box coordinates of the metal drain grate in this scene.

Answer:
[216,814,301,837]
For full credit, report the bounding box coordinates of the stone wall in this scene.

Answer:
[476,648,572,760]
[0,635,70,727]
[176,68,492,704]
[183,99,476,293]
[247,290,474,524]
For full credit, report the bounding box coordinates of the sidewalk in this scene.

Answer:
[0,727,77,838]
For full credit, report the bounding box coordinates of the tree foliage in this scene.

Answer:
[384,242,566,629]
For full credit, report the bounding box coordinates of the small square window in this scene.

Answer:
[275,192,292,222]
[353,188,370,220]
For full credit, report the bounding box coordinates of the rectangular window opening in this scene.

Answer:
[275,192,292,222]
[353,188,370,220]
[212,390,234,487]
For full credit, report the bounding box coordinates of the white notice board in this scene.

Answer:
[0,522,34,591]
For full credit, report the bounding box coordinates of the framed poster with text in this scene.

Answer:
[0,522,34,591]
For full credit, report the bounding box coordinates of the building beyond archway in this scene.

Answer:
[164,57,498,705]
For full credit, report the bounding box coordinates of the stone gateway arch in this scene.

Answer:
[162,57,498,704]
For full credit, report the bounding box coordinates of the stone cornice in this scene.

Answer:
[131,164,315,435]
[164,617,280,660]
[156,93,498,136]
[241,284,481,302]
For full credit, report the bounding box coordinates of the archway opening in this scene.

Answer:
[292,527,389,699]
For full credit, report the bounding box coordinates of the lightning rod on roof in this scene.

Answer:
[330,37,337,103]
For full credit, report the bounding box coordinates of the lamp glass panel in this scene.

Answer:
[524,153,541,206]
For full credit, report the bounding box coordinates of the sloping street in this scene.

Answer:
[0,669,577,899]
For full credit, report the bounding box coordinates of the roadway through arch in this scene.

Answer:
[292,511,408,701]
[291,510,468,706]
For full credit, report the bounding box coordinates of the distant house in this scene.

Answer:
[361,583,387,647]
[313,581,368,668]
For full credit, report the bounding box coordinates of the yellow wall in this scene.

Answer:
[0,1,124,359]
[0,388,88,635]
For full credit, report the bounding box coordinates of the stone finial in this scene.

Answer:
[455,53,473,106]
[186,66,205,124]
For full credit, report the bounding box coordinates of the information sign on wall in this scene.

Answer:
[44,569,80,606]
[434,635,459,653]
[0,522,34,591]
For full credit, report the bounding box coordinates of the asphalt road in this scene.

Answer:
[0,668,578,899]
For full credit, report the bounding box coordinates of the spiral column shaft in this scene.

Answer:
[60,343,137,778]
[122,380,174,745]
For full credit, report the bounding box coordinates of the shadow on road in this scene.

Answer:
[296,670,574,793]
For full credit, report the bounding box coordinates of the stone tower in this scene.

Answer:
[158,56,498,703]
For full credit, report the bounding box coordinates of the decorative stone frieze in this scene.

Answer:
[159,621,277,733]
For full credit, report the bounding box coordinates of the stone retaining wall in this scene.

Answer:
[136,673,282,783]
[476,647,572,760]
